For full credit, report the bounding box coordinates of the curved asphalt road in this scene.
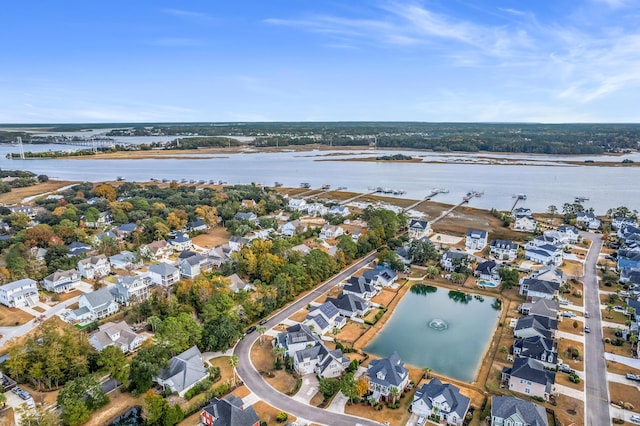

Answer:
[234,251,384,426]
[580,232,610,426]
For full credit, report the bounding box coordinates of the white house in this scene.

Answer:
[489,240,518,261]
[411,378,470,426]
[148,263,180,287]
[514,216,537,232]
[441,251,468,272]
[276,324,320,357]
[524,244,563,266]
[112,275,153,305]
[367,351,410,402]
[408,219,432,240]
[491,396,548,426]
[281,220,307,237]
[576,212,601,229]
[155,346,208,397]
[140,240,173,261]
[306,203,328,217]
[0,278,38,307]
[89,321,148,353]
[613,217,638,230]
[329,205,350,217]
[75,287,119,321]
[226,273,255,293]
[519,278,560,301]
[502,358,556,401]
[304,302,346,335]
[77,255,111,280]
[294,342,350,378]
[319,224,344,240]
[109,250,141,270]
[465,229,488,251]
[362,268,398,287]
[288,198,307,211]
[169,232,193,252]
[43,269,81,293]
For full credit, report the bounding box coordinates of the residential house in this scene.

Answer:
[326,293,370,318]
[351,226,365,242]
[329,205,350,217]
[229,236,250,252]
[475,260,501,283]
[319,224,344,240]
[155,346,208,397]
[524,245,563,266]
[618,250,640,276]
[576,211,601,229]
[306,203,328,217]
[367,351,410,402]
[514,315,557,340]
[501,357,556,400]
[43,269,80,293]
[290,243,312,256]
[112,275,152,305]
[613,217,638,230]
[408,219,432,240]
[293,341,350,378]
[234,212,258,223]
[169,232,193,252]
[411,378,470,426]
[85,211,113,228]
[189,219,208,232]
[77,255,111,280]
[514,216,537,232]
[67,241,92,257]
[200,395,260,426]
[395,246,411,265]
[93,230,117,245]
[0,279,38,307]
[512,207,532,219]
[520,298,559,320]
[626,298,640,323]
[208,244,232,267]
[528,235,561,248]
[276,324,320,357]
[519,278,560,301]
[9,205,38,219]
[530,266,566,285]
[490,396,548,426]
[441,251,468,272]
[512,336,558,366]
[465,229,488,251]
[89,321,147,353]
[343,276,378,300]
[179,254,214,279]
[115,223,137,239]
[75,287,119,321]
[362,268,398,288]
[227,273,256,293]
[109,250,141,270]
[288,199,307,211]
[281,220,307,237]
[555,225,580,244]
[304,302,346,335]
[148,263,180,287]
[140,240,173,261]
[489,240,518,261]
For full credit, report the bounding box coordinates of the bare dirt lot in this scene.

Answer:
[610,382,640,410]
[192,227,230,249]
[0,305,34,326]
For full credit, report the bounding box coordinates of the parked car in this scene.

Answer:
[584,326,591,333]
[631,414,640,424]
[561,311,576,318]
[11,387,21,394]
[584,311,590,318]
[258,319,268,326]
[415,416,426,426]
[558,364,576,374]
[626,373,640,381]
[245,325,256,335]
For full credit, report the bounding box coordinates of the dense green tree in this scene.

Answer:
[130,345,170,393]
[318,377,341,398]
[97,346,130,387]
[408,239,439,264]
[57,375,108,426]
[498,267,520,290]
[201,315,243,352]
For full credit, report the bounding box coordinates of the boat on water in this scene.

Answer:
[575,196,589,203]
[300,182,311,189]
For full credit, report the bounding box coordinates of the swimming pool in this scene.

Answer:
[477,280,498,288]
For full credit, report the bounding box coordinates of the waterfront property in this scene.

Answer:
[411,378,470,426]
[365,287,500,382]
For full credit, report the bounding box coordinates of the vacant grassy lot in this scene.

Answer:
[371,288,396,306]
[192,227,230,249]
[250,338,299,395]
[557,339,584,371]
[0,305,34,326]
[554,394,584,426]
[610,382,640,410]
[0,180,79,204]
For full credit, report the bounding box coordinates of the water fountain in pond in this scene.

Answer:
[428,319,448,331]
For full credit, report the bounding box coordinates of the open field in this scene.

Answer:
[0,305,34,326]
[0,180,79,204]
[610,382,640,410]
[554,394,584,426]
[557,339,584,371]
[192,227,230,249]
[252,400,297,426]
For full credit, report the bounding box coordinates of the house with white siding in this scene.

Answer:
[0,279,38,307]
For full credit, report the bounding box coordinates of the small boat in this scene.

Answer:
[321,184,331,190]
[274,182,283,187]
[300,182,311,189]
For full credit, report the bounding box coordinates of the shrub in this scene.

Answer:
[532,396,545,402]
[568,374,581,384]
[275,412,288,422]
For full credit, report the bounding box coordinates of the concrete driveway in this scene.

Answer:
[554,383,585,400]
[605,353,640,369]
[326,391,349,414]
[293,375,319,404]
[556,330,585,343]
[607,372,640,387]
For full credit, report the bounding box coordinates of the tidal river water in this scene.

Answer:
[1,144,638,214]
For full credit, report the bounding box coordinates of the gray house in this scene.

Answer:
[326,293,370,318]
[155,346,208,397]
[367,351,409,402]
[512,336,558,365]
[502,358,556,400]
[491,396,548,426]
[411,378,470,426]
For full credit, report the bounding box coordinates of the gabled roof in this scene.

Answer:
[491,396,548,426]
[490,240,518,250]
[326,293,368,316]
[475,260,498,275]
[178,249,199,259]
[234,212,257,221]
[557,225,579,234]
[190,219,206,228]
[148,262,178,276]
[344,276,376,295]
[521,298,559,318]
[109,250,136,264]
[522,279,560,295]
[44,269,78,283]
[506,357,555,387]
[466,229,487,239]
[0,278,37,291]
[277,324,319,348]
[413,378,470,418]
[82,287,116,310]
[202,395,260,426]
[368,351,408,388]
[513,336,557,359]
[157,346,207,394]
[362,268,397,282]
[227,273,253,292]
[182,254,206,266]
[442,251,467,260]
[79,254,108,267]
[170,232,191,243]
[118,223,137,233]
[409,219,429,230]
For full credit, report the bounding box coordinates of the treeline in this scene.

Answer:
[375,154,413,160]
[0,169,48,193]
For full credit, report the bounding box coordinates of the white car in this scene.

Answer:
[630,414,640,424]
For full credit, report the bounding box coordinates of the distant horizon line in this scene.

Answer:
[2,121,640,127]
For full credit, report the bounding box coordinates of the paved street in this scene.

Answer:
[580,232,611,426]
[234,251,384,426]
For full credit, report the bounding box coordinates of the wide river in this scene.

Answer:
[1,141,639,214]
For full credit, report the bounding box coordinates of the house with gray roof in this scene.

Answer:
[491,396,548,426]
[189,219,208,232]
[140,240,172,261]
[67,241,92,257]
[229,236,250,252]
[465,229,488,251]
[502,357,556,400]
[474,260,501,283]
[109,250,141,270]
[169,232,193,252]
[78,254,111,280]
[514,216,537,232]
[200,395,260,426]
[514,315,557,340]
[411,378,470,426]
[234,212,258,223]
[343,276,378,300]
[490,240,518,261]
[512,336,558,366]
[276,324,320,357]
[362,268,398,287]
[293,341,349,378]
[304,301,346,335]
[519,279,560,301]
[408,219,431,240]
[441,251,468,272]
[75,287,119,321]
[326,293,370,318]
[89,321,148,353]
[227,273,255,293]
[148,263,180,287]
[0,278,38,307]
[367,351,409,402]
[179,254,214,279]
[576,211,601,229]
[155,346,208,397]
[520,298,559,320]
[43,269,80,293]
[112,275,152,305]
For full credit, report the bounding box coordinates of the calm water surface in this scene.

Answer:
[364,287,500,382]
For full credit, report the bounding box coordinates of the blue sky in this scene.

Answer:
[1,0,640,123]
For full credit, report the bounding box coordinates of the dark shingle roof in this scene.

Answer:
[202,394,259,426]
[491,396,548,426]
[413,378,470,418]
[368,351,408,388]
